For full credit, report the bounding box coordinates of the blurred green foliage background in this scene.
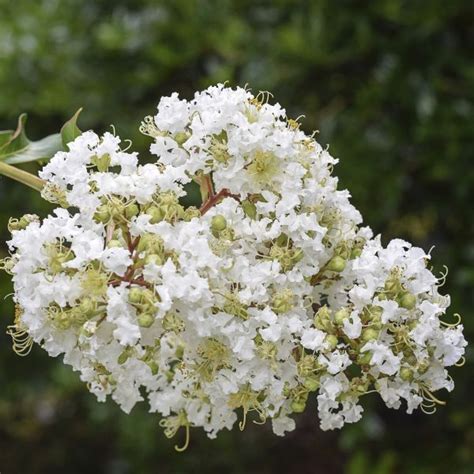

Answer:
[0,1,472,473]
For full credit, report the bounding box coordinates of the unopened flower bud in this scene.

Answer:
[183,206,200,221]
[361,328,379,342]
[173,131,189,145]
[147,206,164,224]
[327,256,346,272]
[211,215,227,233]
[94,205,110,224]
[125,204,140,219]
[399,292,416,310]
[399,367,414,382]
[145,254,163,266]
[138,312,155,328]
[314,305,332,330]
[291,399,306,414]
[350,247,362,259]
[334,307,350,325]
[128,287,144,304]
[325,334,338,351]
[272,289,294,314]
[107,239,122,248]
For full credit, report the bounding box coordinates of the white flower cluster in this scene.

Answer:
[1,85,466,447]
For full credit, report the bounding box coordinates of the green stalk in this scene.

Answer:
[0,161,45,192]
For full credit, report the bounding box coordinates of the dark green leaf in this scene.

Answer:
[60,107,83,148]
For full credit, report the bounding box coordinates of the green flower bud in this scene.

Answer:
[145,254,163,266]
[334,307,350,325]
[400,367,414,382]
[174,131,189,145]
[325,334,339,351]
[361,328,379,342]
[350,247,362,259]
[272,289,294,314]
[183,206,201,221]
[125,204,140,219]
[384,275,402,295]
[94,205,110,224]
[147,206,164,224]
[399,292,416,310]
[314,305,332,330]
[242,200,257,219]
[211,215,227,233]
[327,256,346,272]
[417,360,430,374]
[291,399,306,414]
[303,377,320,392]
[138,312,155,328]
[128,287,144,304]
[107,239,122,248]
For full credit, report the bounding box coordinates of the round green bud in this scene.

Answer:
[327,256,346,272]
[94,205,110,224]
[174,131,189,145]
[303,377,320,392]
[384,276,401,295]
[417,360,430,374]
[350,247,362,259]
[107,239,122,248]
[128,287,144,304]
[145,254,163,266]
[211,215,227,233]
[361,328,379,342]
[325,334,339,351]
[291,400,306,414]
[125,204,140,219]
[183,206,201,221]
[399,292,416,310]
[334,307,350,325]
[138,312,155,328]
[314,305,331,330]
[399,367,414,382]
[147,206,164,224]
[137,234,153,253]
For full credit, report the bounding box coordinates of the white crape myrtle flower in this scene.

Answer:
[0,84,467,450]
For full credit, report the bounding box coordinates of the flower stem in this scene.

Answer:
[0,161,45,192]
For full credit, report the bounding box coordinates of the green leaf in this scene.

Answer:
[60,107,83,148]
[3,134,63,165]
[0,109,83,165]
[0,114,30,158]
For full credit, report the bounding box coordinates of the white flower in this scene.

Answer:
[2,83,466,443]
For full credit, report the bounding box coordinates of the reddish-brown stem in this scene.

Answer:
[199,188,240,215]
[206,175,215,197]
